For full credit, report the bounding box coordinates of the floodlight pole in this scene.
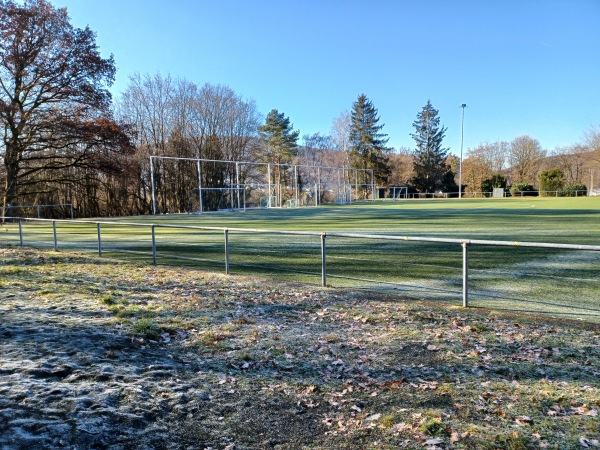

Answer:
[459,104,467,199]
[150,156,157,215]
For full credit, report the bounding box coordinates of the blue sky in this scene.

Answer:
[57,0,600,155]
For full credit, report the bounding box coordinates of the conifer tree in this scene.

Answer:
[348,94,391,189]
[411,100,457,193]
[258,109,299,165]
[258,109,299,204]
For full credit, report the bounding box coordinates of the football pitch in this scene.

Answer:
[2,197,600,321]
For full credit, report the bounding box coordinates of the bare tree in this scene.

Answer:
[118,75,260,212]
[330,111,351,153]
[509,135,546,184]
[584,125,600,153]
[387,147,415,187]
[548,145,589,185]
[467,141,509,174]
[1,0,131,219]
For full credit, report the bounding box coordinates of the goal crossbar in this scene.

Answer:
[149,156,375,214]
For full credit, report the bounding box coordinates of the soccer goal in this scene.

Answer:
[189,187,248,212]
[391,186,408,200]
[149,156,375,214]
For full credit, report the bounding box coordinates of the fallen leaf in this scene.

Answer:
[572,406,598,417]
[365,413,381,422]
[391,422,411,433]
[450,430,460,443]
[515,415,533,426]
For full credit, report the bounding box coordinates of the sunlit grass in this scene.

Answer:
[1,197,599,321]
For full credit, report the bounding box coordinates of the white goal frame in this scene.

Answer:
[391,186,408,200]
[149,156,375,215]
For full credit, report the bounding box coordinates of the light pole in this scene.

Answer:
[459,104,467,199]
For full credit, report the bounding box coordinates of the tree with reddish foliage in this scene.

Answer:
[0,0,132,220]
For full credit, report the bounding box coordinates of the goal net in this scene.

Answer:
[391,186,408,199]
[149,156,375,214]
[189,187,248,212]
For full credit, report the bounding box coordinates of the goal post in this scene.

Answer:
[391,186,408,200]
[149,156,375,214]
[189,187,248,212]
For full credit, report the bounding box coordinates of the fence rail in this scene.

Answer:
[2,217,600,317]
[383,190,590,199]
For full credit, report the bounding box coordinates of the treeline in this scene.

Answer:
[461,133,600,196]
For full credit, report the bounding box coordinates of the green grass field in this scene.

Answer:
[2,197,599,321]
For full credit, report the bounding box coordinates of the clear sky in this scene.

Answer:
[56,0,600,155]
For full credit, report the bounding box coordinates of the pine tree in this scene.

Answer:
[349,94,391,188]
[257,109,299,205]
[411,100,457,193]
[258,109,300,166]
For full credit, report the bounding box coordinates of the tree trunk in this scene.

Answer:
[2,153,19,222]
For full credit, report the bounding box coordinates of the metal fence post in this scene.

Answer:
[462,242,469,307]
[224,229,230,274]
[53,220,58,251]
[18,219,23,247]
[151,225,157,265]
[321,233,327,287]
[97,223,102,257]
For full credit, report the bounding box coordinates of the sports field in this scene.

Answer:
[2,197,599,321]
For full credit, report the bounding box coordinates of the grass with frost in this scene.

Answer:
[1,246,599,449]
[1,197,599,321]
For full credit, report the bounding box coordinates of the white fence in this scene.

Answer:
[2,217,600,318]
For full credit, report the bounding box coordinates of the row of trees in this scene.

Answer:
[463,131,600,196]
[2,0,599,219]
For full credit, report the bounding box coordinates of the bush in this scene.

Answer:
[509,183,537,197]
[538,168,564,196]
[481,174,508,197]
[562,183,587,197]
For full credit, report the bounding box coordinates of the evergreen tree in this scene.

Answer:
[538,168,565,196]
[481,174,508,196]
[258,109,299,166]
[411,100,457,193]
[349,94,391,188]
[258,109,299,204]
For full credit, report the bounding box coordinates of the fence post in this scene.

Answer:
[321,233,327,287]
[53,220,58,251]
[224,229,230,274]
[151,225,157,265]
[462,242,469,307]
[18,219,23,247]
[97,223,102,257]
